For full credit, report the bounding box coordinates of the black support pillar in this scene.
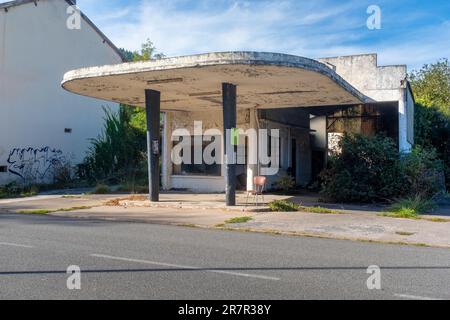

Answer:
[222,83,237,206]
[145,89,161,202]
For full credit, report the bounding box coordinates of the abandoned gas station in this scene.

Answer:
[62,52,415,206]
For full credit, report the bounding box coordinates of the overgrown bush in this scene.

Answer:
[274,174,296,192]
[320,134,404,203]
[401,146,444,198]
[414,103,450,190]
[92,184,110,194]
[0,182,39,199]
[320,133,444,203]
[409,59,450,190]
[51,160,74,188]
[81,107,147,186]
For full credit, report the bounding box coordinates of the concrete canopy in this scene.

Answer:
[62,51,371,112]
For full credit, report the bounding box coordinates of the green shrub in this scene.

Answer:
[384,196,436,218]
[320,134,404,203]
[274,174,296,192]
[269,200,300,212]
[92,184,110,194]
[401,146,445,198]
[409,60,450,191]
[81,107,147,185]
[117,182,149,194]
[414,103,450,190]
[0,182,39,199]
[320,133,445,203]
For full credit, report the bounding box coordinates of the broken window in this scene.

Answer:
[172,136,222,176]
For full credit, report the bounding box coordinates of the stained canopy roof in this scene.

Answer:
[62,52,372,112]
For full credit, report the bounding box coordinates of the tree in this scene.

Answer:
[409,58,450,115]
[119,39,165,133]
[409,58,450,189]
[119,38,165,63]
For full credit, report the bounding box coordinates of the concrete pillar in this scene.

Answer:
[296,134,312,186]
[247,109,258,191]
[145,89,161,202]
[161,112,171,191]
[222,83,237,206]
[398,89,412,153]
[295,139,302,185]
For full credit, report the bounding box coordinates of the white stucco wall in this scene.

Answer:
[310,116,327,150]
[165,109,259,192]
[319,54,414,152]
[0,0,122,184]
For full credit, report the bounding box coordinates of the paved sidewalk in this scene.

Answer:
[1,192,449,248]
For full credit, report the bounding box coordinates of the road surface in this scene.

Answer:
[0,213,449,300]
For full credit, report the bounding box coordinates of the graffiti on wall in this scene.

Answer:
[7,147,68,182]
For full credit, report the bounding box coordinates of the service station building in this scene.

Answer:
[62,52,415,205]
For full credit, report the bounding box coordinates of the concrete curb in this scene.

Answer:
[34,211,450,249]
[119,200,271,213]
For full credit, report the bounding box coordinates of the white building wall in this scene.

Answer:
[319,54,414,152]
[0,0,122,184]
[165,109,254,192]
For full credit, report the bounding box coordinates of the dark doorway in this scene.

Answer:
[291,139,297,179]
[312,150,325,180]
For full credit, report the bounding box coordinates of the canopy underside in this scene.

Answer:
[62,52,370,112]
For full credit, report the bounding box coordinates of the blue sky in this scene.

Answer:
[5,0,450,70]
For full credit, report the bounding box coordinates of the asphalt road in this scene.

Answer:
[0,213,449,300]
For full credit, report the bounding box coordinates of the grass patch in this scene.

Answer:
[225,216,253,224]
[395,231,415,236]
[17,206,92,215]
[390,196,436,214]
[422,217,450,223]
[58,206,92,212]
[269,200,342,214]
[0,185,38,199]
[180,224,198,228]
[381,209,420,219]
[299,206,342,214]
[17,209,52,215]
[382,196,436,219]
[19,191,38,197]
[269,200,300,212]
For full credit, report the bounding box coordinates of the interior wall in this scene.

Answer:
[327,104,399,145]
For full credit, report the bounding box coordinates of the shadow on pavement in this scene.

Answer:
[1,265,450,276]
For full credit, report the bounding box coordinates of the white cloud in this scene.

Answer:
[90,0,366,56]
[64,0,450,70]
